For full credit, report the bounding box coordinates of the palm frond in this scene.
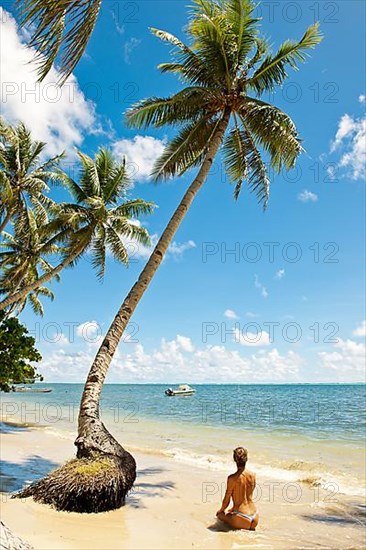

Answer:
[95,148,114,187]
[16,0,102,83]
[150,27,218,87]
[78,151,101,197]
[246,37,269,71]
[243,97,303,171]
[105,225,128,266]
[91,227,106,280]
[126,87,215,129]
[102,157,130,203]
[247,23,323,94]
[109,219,151,250]
[28,292,44,316]
[112,199,156,219]
[223,0,259,67]
[223,122,248,195]
[229,118,270,207]
[151,115,224,180]
[188,4,234,86]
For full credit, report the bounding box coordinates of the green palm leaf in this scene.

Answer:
[225,0,259,65]
[16,0,102,83]
[223,123,248,194]
[150,27,218,87]
[243,98,303,171]
[126,87,215,129]
[247,23,323,94]
[112,199,156,219]
[226,119,270,207]
[151,115,224,180]
[91,227,106,280]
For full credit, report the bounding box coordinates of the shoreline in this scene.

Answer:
[1,399,365,501]
[1,419,365,549]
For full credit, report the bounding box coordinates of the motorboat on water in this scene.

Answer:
[165,384,196,396]
[11,386,52,393]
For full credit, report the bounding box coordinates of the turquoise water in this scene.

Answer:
[2,383,364,440]
[1,384,365,496]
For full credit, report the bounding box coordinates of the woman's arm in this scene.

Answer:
[216,477,233,516]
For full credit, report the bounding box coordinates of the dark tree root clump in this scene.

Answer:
[12,452,136,513]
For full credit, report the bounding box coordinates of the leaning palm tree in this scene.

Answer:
[0,148,155,312]
[16,0,322,514]
[77,0,322,463]
[16,0,102,83]
[0,118,63,233]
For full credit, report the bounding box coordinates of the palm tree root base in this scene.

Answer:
[12,453,136,513]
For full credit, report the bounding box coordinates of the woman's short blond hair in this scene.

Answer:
[233,447,248,467]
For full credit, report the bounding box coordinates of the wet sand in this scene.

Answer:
[0,421,365,549]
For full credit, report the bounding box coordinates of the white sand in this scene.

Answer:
[0,422,365,549]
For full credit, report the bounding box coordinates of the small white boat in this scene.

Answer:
[165,384,196,396]
[12,386,52,393]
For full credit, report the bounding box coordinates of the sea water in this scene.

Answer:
[1,383,365,498]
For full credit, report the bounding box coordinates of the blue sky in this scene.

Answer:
[1,0,365,383]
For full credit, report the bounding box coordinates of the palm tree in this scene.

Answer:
[0,209,60,316]
[16,0,322,514]
[16,0,102,83]
[0,149,155,312]
[75,0,321,504]
[0,118,63,233]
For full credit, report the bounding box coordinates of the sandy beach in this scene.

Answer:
[1,419,365,550]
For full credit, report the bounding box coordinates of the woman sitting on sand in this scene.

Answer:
[216,447,258,530]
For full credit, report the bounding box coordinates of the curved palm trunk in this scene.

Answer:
[0,246,83,311]
[76,110,230,458]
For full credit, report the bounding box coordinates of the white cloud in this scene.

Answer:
[318,338,366,382]
[169,240,196,258]
[234,327,270,347]
[353,321,366,338]
[275,269,285,280]
[331,114,357,152]
[39,336,302,384]
[176,335,194,352]
[251,349,302,379]
[359,95,366,104]
[246,311,259,318]
[298,190,318,203]
[0,8,96,156]
[124,38,141,64]
[112,135,166,181]
[111,9,125,35]
[76,321,103,345]
[224,309,239,320]
[123,234,196,262]
[56,333,70,347]
[254,275,268,298]
[330,112,366,180]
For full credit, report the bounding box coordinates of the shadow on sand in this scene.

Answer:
[207,519,233,532]
[127,466,176,509]
[0,455,59,493]
[0,422,31,435]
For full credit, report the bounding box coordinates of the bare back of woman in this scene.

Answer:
[216,447,259,530]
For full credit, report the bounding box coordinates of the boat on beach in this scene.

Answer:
[165,384,196,396]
